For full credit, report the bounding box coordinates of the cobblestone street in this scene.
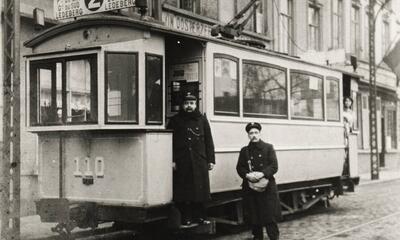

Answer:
[212,178,400,240]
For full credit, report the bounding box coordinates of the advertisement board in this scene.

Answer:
[55,0,135,20]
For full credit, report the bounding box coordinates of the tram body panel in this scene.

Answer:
[38,136,62,198]
[31,26,148,54]
[209,121,344,192]
[38,132,172,207]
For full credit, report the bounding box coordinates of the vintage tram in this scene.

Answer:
[24,14,358,235]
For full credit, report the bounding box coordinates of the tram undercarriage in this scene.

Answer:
[36,176,343,238]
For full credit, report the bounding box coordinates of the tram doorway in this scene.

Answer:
[165,36,205,119]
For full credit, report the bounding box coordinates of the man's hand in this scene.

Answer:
[246,173,259,182]
[252,171,264,180]
[208,163,215,170]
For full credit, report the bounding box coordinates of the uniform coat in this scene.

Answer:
[236,140,282,224]
[167,110,215,202]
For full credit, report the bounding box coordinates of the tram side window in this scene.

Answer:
[146,54,163,125]
[106,52,138,123]
[290,71,324,120]
[214,55,239,116]
[30,55,97,126]
[326,77,340,121]
[243,61,287,118]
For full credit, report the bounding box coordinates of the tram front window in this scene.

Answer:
[30,55,97,126]
[66,60,92,123]
[106,52,138,123]
[146,54,163,124]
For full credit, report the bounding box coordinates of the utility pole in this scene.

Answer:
[368,0,379,180]
[1,0,21,239]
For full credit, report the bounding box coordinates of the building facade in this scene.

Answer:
[1,0,55,215]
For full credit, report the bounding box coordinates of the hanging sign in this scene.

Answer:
[54,0,136,20]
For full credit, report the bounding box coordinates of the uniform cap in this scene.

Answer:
[184,92,197,101]
[245,122,262,132]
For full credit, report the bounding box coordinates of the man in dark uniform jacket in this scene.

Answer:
[236,122,282,240]
[167,93,215,226]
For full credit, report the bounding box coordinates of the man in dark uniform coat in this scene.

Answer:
[236,122,281,240]
[167,93,215,226]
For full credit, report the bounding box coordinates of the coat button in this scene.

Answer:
[188,137,191,140]
[259,154,262,157]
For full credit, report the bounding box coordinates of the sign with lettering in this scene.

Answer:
[170,62,199,82]
[54,0,135,20]
[162,11,213,38]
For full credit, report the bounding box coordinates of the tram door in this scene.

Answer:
[165,36,205,118]
[342,74,359,179]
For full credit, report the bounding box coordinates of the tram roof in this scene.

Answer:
[24,15,361,77]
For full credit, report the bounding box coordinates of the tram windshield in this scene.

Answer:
[30,54,97,125]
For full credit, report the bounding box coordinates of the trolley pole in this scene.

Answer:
[368,0,379,180]
[1,0,21,239]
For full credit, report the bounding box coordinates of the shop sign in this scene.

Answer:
[54,0,135,20]
[170,62,199,82]
[162,11,212,38]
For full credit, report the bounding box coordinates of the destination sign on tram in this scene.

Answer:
[55,0,136,20]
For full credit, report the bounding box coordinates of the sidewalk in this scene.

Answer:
[358,168,400,185]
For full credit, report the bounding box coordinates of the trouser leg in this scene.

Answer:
[192,202,206,220]
[177,202,192,224]
[251,225,263,240]
[265,222,279,240]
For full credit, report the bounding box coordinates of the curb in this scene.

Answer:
[358,177,400,186]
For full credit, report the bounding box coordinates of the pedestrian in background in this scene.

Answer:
[236,122,281,240]
[167,92,215,226]
[342,96,355,191]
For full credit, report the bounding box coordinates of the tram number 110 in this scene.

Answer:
[73,156,105,178]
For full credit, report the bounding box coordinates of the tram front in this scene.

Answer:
[24,17,175,232]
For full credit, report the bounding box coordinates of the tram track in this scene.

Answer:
[315,210,400,240]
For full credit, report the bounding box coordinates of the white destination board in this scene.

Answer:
[55,0,135,20]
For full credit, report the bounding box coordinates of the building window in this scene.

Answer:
[242,61,287,118]
[29,55,97,126]
[308,1,321,51]
[386,107,397,149]
[236,0,267,34]
[351,3,360,56]
[146,54,163,125]
[364,10,369,59]
[382,17,390,56]
[290,71,324,120]
[331,0,343,49]
[180,0,200,13]
[280,0,294,54]
[170,0,218,19]
[326,77,340,121]
[214,55,239,116]
[356,93,363,149]
[106,52,138,123]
